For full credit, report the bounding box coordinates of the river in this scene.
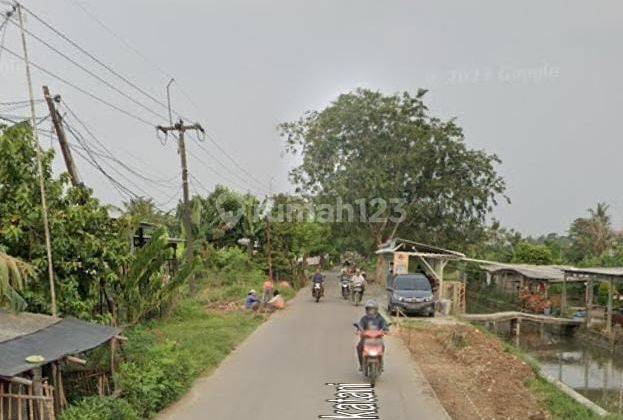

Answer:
[494,322,623,413]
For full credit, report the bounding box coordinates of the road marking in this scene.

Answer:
[319,383,380,419]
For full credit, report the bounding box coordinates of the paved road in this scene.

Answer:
[159,273,449,420]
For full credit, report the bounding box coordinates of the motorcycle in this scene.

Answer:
[351,284,364,306]
[354,323,385,387]
[312,282,322,303]
[340,277,351,300]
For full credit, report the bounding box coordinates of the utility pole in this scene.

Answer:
[17,3,58,317]
[157,120,204,291]
[42,86,81,187]
[265,177,274,280]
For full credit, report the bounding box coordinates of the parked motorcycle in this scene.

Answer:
[312,282,322,303]
[340,277,351,300]
[351,285,364,306]
[354,323,385,387]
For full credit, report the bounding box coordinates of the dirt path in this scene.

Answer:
[158,273,449,419]
[397,320,548,419]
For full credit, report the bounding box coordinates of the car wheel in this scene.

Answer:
[428,311,435,317]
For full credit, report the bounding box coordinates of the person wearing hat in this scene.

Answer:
[245,289,260,311]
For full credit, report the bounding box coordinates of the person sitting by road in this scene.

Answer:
[356,300,389,371]
[262,278,274,303]
[245,289,260,311]
[266,290,286,312]
[312,268,325,296]
[351,269,367,293]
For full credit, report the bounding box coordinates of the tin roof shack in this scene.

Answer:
[0,311,121,419]
[376,239,465,301]
[562,267,623,334]
[482,264,564,295]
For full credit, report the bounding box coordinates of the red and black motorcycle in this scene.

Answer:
[354,323,385,387]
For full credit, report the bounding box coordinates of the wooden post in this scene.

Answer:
[585,278,593,327]
[17,3,58,318]
[51,362,61,416]
[110,337,120,396]
[561,273,568,317]
[43,86,81,187]
[607,278,613,334]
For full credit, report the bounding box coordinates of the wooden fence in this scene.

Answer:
[0,380,55,420]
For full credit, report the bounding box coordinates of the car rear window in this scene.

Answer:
[394,275,431,291]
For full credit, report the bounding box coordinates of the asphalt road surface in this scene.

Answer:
[159,273,449,420]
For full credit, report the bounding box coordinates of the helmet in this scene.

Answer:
[249,289,257,295]
[365,300,379,316]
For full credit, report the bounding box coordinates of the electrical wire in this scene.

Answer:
[0,44,156,126]
[7,17,169,122]
[61,99,180,188]
[190,140,269,195]
[54,1,273,194]
[19,3,184,121]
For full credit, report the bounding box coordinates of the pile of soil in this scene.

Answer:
[399,322,547,419]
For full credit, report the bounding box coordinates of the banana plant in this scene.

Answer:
[0,251,34,312]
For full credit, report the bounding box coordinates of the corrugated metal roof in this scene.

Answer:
[376,238,465,257]
[0,315,120,377]
[482,263,564,281]
[563,267,623,277]
[0,311,60,343]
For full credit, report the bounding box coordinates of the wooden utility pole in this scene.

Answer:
[43,86,81,186]
[156,120,204,291]
[265,215,273,280]
[17,3,57,317]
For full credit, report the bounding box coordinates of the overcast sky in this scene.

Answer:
[2,0,622,236]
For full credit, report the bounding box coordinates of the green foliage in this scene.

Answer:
[0,123,131,317]
[0,251,34,311]
[59,396,138,420]
[116,228,200,325]
[123,197,179,236]
[119,339,193,418]
[568,203,615,263]
[528,378,609,420]
[280,88,507,251]
[512,242,554,265]
[119,299,262,418]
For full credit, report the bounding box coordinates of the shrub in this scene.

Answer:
[60,396,138,420]
[119,339,194,418]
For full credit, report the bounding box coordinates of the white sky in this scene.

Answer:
[1,0,622,235]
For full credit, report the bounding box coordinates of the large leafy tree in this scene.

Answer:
[280,88,507,251]
[568,203,616,263]
[0,123,130,317]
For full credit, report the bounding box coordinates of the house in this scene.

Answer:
[482,263,564,296]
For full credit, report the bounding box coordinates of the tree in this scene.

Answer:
[0,251,34,311]
[568,203,615,263]
[0,122,130,317]
[512,242,554,265]
[280,88,507,253]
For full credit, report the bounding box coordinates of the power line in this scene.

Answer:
[55,1,273,194]
[0,44,156,126]
[190,140,268,195]
[18,4,183,119]
[7,17,169,122]
[61,98,180,188]
[18,3,273,197]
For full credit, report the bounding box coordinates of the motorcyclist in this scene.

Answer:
[351,269,367,294]
[356,300,389,371]
[312,268,325,296]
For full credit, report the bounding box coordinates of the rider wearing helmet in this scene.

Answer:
[356,300,389,371]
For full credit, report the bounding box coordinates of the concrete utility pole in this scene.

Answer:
[156,120,204,291]
[17,3,57,317]
[42,86,81,187]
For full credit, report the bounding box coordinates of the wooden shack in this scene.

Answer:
[481,263,564,296]
[0,311,121,419]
